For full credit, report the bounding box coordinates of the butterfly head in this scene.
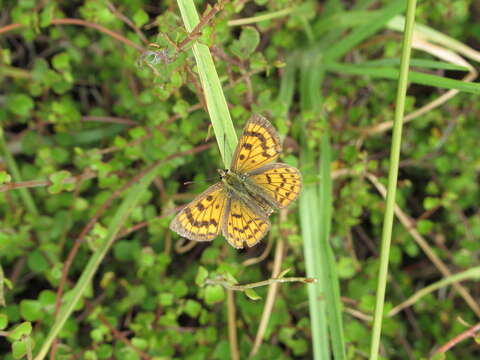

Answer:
[218,168,229,179]
[218,168,243,190]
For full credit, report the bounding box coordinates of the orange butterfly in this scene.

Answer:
[170,115,302,248]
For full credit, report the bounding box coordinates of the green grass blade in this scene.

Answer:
[0,128,38,216]
[325,63,480,93]
[299,182,330,360]
[298,38,346,358]
[176,0,237,167]
[358,58,470,71]
[228,7,303,27]
[324,0,406,62]
[369,1,417,359]
[389,266,480,317]
[318,123,346,359]
[388,16,480,63]
[34,165,160,360]
[277,60,297,113]
[298,50,330,358]
[313,10,378,35]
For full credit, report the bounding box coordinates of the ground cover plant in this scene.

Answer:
[1,0,480,359]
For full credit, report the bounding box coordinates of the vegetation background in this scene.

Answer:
[1,0,480,359]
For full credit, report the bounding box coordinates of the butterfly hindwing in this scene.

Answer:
[222,196,270,249]
[247,163,302,209]
[231,114,281,173]
[169,183,227,241]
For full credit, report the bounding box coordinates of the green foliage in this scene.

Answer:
[1,0,479,359]
[230,26,260,59]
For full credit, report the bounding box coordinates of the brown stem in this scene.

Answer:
[177,0,227,51]
[227,290,240,360]
[432,322,480,356]
[0,19,144,52]
[0,170,96,193]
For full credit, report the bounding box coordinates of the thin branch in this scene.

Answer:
[432,322,480,356]
[96,312,152,360]
[249,218,285,357]
[82,116,138,126]
[0,19,143,52]
[227,290,240,360]
[0,170,96,193]
[176,0,227,52]
[205,276,316,291]
[241,233,273,267]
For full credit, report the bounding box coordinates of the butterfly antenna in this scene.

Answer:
[183,176,217,186]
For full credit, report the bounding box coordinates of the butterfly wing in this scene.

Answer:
[170,183,228,241]
[222,196,270,249]
[231,114,282,173]
[247,163,302,209]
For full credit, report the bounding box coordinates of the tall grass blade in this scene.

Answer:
[318,124,346,359]
[369,1,418,359]
[324,0,406,62]
[176,0,237,167]
[325,63,480,93]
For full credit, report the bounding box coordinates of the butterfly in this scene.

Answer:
[170,115,302,249]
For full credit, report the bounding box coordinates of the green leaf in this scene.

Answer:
[133,9,149,27]
[0,171,11,184]
[230,26,260,59]
[7,94,34,117]
[417,219,434,235]
[48,170,73,194]
[113,240,141,262]
[52,52,71,71]
[27,250,49,273]
[0,313,8,330]
[158,293,174,307]
[195,266,208,286]
[12,339,27,359]
[244,288,261,301]
[8,322,32,340]
[172,280,188,298]
[39,2,55,27]
[20,300,43,321]
[204,285,224,305]
[184,299,202,318]
[337,257,356,279]
[97,344,113,358]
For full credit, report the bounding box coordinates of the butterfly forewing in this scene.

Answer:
[231,115,281,173]
[247,163,302,209]
[169,183,227,241]
[222,197,270,249]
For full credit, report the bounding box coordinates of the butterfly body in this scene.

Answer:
[220,169,274,216]
[170,115,302,249]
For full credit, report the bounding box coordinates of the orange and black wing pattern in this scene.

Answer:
[170,183,227,241]
[230,115,281,173]
[222,197,270,249]
[247,163,302,209]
